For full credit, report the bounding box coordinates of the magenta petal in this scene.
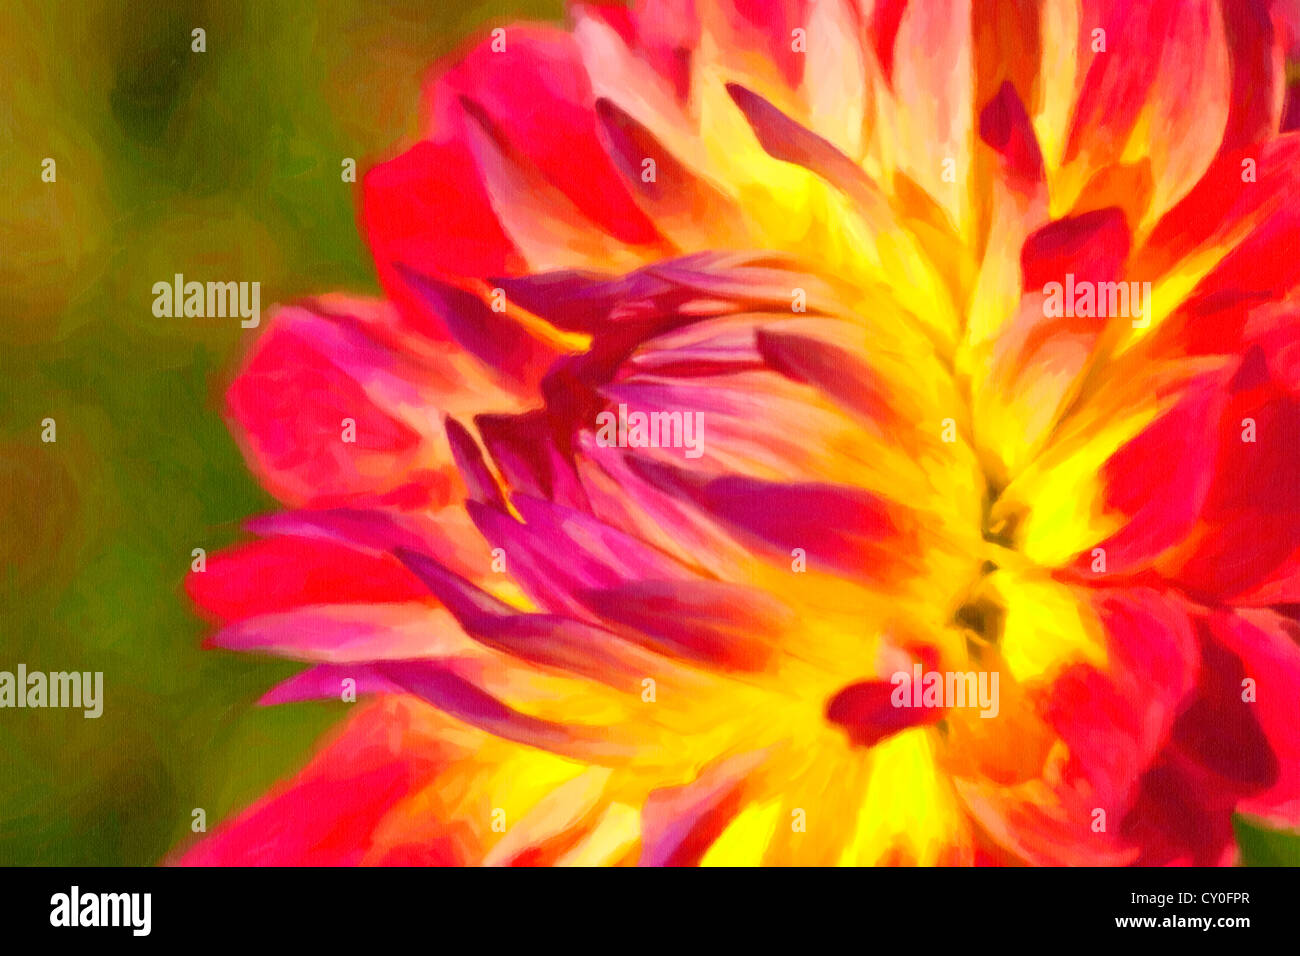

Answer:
[757,327,895,426]
[209,603,469,664]
[725,82,886,210]
[445,416,508,510]
[468,494,697,615]
[475,411,589,510]
[395,265,560,390]
[394,546,661,689]
[579,578,792,670]
[259,664,402,705]
[375,660,630,762]
[626,457,913,580]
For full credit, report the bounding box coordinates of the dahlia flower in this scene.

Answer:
[181,0,1300,866]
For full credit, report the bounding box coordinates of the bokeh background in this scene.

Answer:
[1,0,1297,865]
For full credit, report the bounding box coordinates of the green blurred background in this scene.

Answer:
[0,0,1296,866]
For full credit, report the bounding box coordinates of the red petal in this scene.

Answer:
[173,701,468,866]
[187,535,429,623]
[362,138,520,294]
[225,304,456,509]
[425,26,661,247]
[826,679,944,748]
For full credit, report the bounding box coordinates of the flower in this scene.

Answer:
[180,0,1300,866]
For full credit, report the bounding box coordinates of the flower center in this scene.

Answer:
[827,476,1022,747]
